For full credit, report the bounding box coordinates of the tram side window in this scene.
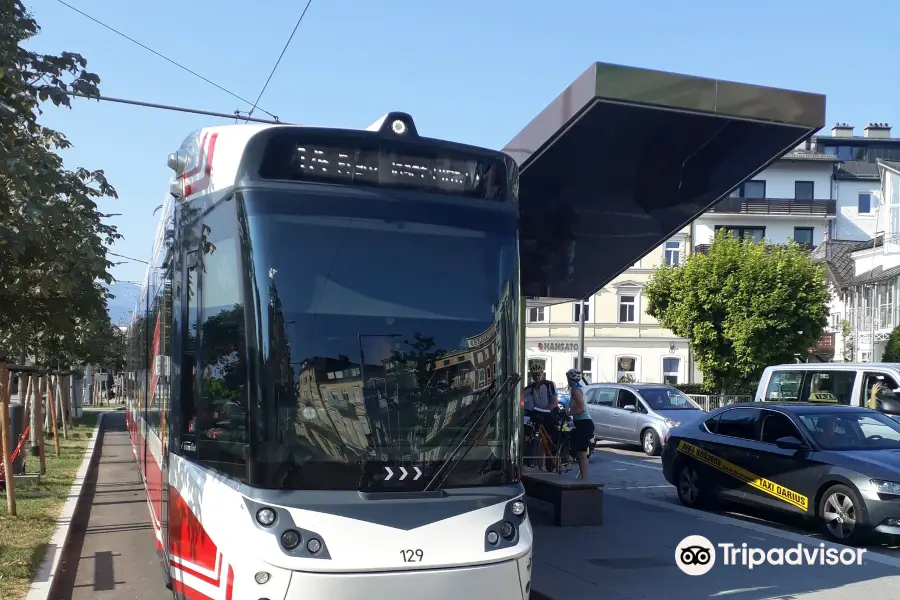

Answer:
[147,289,165,435]
[180,251,199,457]
[196,202,249,480]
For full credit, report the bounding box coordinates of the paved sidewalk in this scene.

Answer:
[51,412,170,599]
[529,492,900,600]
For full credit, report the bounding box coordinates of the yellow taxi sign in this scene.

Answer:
[808,392,838,403]
[677,440,809,511]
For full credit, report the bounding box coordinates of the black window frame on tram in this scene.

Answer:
[172,195,251,482]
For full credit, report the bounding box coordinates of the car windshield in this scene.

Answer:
[797,411,900,451]
[637,387,699,410]
[239,187,520,492]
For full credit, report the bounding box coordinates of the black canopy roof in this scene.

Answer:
[505,62,825,302]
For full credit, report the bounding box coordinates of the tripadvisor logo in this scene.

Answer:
[675,535,866,575]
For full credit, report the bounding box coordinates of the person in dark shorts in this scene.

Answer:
[565,368,594,480]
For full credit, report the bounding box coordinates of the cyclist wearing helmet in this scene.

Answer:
[566,368,594,480]
[524,362,558,411]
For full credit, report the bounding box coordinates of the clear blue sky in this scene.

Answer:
[25,0,900,286]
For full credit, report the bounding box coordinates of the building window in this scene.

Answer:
[794,181,814,200]
[618,295,636,323]
[830,312,841,329]
[573,299,591,323]
[715,225,765,244]
[665,241,682,266]
[859,193,872,214]
[573,357,593,383]
[527,306,546,323]
[616,356,637,383]
[730,180,766,198]
[662,357,680,385]
[793,227,814,249]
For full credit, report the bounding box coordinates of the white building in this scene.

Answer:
[525,228,693,389]
[811,123,899,362]
[692,149,838,251]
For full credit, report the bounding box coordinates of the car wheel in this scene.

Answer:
[642,428,661,456]
[818,484,867,545]
[676,464,711,509]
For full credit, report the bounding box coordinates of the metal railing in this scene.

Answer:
[847,304,895,332]
[687,395,753,411]
[709,197,836,216]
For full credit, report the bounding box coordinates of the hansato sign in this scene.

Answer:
[537,342,579,352]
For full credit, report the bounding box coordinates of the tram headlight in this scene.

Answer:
[281,529,302,550]
[254,571,270,585]
[500,521,516,539]
[486,531,499,545]
[511,500,526,516]
[256,507,276,527]
[307,538,322,553]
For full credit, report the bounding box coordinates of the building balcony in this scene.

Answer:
[708,197,836,216]
[693,242,813,255]
[809,332,835,356]
[847,304,896,333]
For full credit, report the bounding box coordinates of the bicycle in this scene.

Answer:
[524,407,587,474]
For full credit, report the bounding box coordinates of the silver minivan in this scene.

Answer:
[583,383,704,456]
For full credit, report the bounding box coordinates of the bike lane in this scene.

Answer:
[50,411,171,599]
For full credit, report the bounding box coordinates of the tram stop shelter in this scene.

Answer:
[506,62,826,302]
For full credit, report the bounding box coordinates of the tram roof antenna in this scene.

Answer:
[55,89,288,125]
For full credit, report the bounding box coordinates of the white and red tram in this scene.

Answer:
[124,112,533,600]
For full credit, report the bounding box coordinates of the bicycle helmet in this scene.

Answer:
[566,368,582,383]
[528,362,545,380]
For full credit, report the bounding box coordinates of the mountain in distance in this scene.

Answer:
[104,281,140,326]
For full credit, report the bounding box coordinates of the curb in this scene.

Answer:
[25,412,106,600]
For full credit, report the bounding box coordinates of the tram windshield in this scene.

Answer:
[236,186,519,492]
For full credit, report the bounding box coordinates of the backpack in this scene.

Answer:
[524,380,556,410]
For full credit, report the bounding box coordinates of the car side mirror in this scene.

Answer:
[623,404,636,412]
[775,436,806,450]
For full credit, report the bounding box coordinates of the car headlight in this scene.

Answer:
[872,479,900,495]
[664,419,681,429]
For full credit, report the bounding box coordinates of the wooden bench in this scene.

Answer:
[522,472,603,527]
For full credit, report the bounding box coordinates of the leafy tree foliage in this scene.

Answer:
[645,229,829,392]
[1,1,120,365]
[882,325,900,362]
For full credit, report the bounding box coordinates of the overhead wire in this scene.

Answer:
[54,0,279,121]
[246,0,314,119]
[1,76,285,123]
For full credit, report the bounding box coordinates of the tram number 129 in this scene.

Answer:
[400,549,424,563]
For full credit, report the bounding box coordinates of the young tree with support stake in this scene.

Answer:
[644,229,830,392]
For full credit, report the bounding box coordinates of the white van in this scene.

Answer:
[755,363,900,416]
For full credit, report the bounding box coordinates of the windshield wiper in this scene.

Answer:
[423,373,520,492]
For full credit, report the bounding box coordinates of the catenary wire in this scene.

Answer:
[246,0,314,119]
[54,0,279,120]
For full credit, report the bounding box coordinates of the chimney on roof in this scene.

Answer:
[864,122,891,139]
[831,122,854,137]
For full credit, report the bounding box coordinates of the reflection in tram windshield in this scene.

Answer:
[185,188,520,491]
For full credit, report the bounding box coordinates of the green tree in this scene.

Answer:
[841,319,854,363]
[645,229,829,392]
[1,1,119,365]
[882,325,900,362]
